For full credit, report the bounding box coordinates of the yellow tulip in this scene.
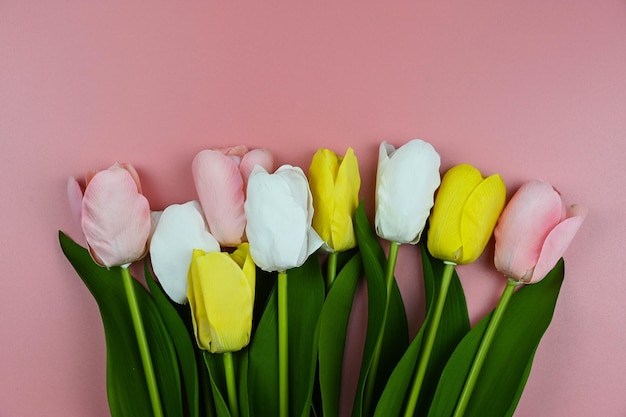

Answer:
[427,164,506,264]
[308,147,361,252]
[187,243,255,353]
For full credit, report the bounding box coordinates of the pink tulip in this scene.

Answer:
[494,179,587,283]
[192,146,273,247]
[67,163,152,267]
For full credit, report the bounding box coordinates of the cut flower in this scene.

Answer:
[494,179,587,283]
[375,139,441,244]
[149,201,220,304]
[308,147,360,252]
[67,162,151,267]
[192,146,273,247]
[244,165,323,272]
[427,164,506,264]
[187,243,256,353]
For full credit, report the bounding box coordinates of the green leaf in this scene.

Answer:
[202,349,249,417]
[426,260,565,417]
[238,349,250,417]
[285,255,326,417]
[373,244,470,417]
[203,352,232,417]
[318,253,363,417]
[247,281,279,417]
[247,256,325,417]
[59,232,183,417]
[351,203,409,417]
[145,263,200,417]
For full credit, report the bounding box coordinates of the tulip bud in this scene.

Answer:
[192,146,273,247]
[427,164,506,264]
[308,147,361,252]
[494,180,586,283]
[67,163,151,267]
[187,243,256,353]
[244,165,323,272]
[149,201,221,304]
[375,139,441,244]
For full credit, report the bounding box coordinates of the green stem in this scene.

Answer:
[278,270,289,417]
[403,262,455,417]
[452,278,519,417]
[363,241,401,416]
[223,352,239,417]
[326,252,339,292]
[121,266,164,417]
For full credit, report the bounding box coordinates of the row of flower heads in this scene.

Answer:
[68,139,587,355]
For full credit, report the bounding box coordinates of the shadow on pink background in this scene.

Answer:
[2,1,625,416]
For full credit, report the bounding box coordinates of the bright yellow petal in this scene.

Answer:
[194,252,253,353]
[331,147,360,251]
[427,164,483,262]
[458,174,506,263]
[309,149,338,247]
[187,249,211,350]
[229,242,256,306]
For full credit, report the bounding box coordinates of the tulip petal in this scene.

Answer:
[494,180,563,280]
[150,201,220,304]
[67,177,84,227]
[309,149,339,248]
[192,149,246,247]
[229,243,256,307]
[530,205,587,282]
[427,164,483,261]
[219,145,249,158]
[81,167,151,267]
[117,162,144,194]
[331,148,360,251]
[245,165,317,271]
[188,251,253,353]
[375,140,441,244]
[459,173,506,263]
[240,148,274,183]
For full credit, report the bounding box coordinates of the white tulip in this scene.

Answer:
[375,139,441,244]
[149,201,220,303]
[244,165,323,272]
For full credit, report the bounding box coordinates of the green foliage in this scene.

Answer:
[60,224,566,417]
[318,252,363,417]
[426,260,564,417]
[247,255,325,417]
[351,202,409,417]
[59,232,188,417]
[145,263,200,417]
[374,245,470,417]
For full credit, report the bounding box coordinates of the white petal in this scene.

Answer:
[245,165,315,271]
[150,201,220,303]
[375,139,441,243]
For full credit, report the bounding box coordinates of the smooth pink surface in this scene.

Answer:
[1,1,625,416]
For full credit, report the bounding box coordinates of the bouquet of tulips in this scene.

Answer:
[60,139,586,417]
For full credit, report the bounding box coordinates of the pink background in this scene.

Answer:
[2,1,625,416]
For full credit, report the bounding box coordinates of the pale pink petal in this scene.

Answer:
[81,168,151,267]
[85,170,97,186]
[115,162,144,194]
[218,145,248,158]
[494,180,563,280]
[192,149,246,247]
[529,205,587,282]
[67,177,84,227]
[240,148,274,183]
